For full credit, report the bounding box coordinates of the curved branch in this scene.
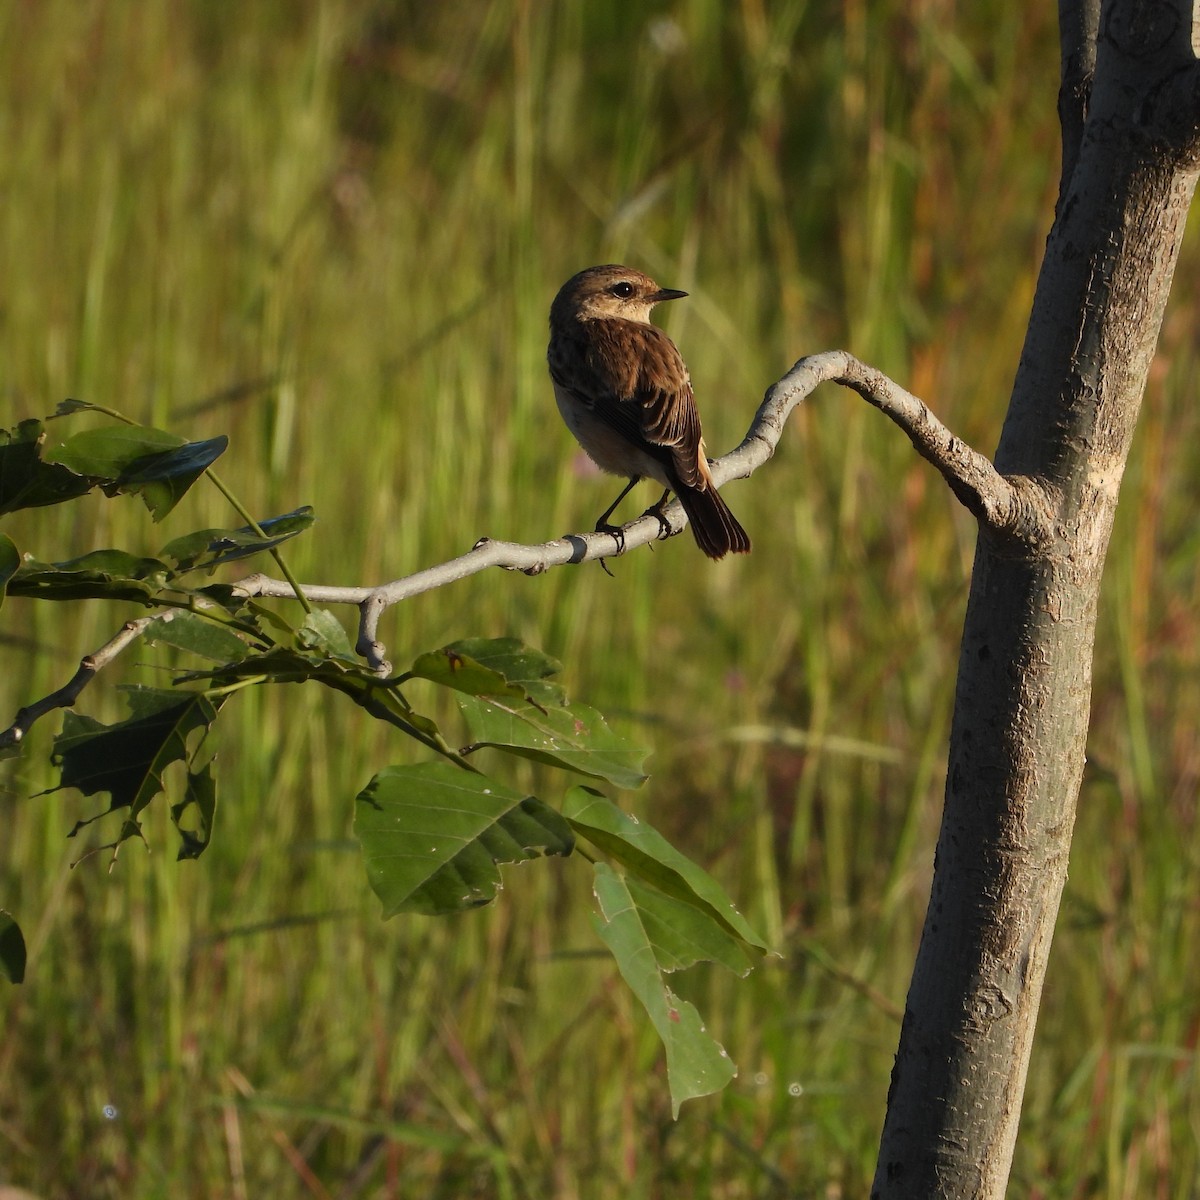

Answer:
[3,350,1044,724]
[232,351,1049,676]
[748,351,1053,539]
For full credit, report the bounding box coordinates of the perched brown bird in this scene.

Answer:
[546,264,751,560]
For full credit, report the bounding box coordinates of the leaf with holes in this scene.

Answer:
[0,418,96,515]
[51,687,226,844]
[171,761,218,860]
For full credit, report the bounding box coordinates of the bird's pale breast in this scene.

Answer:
[552,382,672,486]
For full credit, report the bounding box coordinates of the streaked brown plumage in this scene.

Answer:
[546,265,751,560]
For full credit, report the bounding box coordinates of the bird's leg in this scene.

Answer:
[584,478,640,572]
[642,488,674,540]
[594,476,641,534]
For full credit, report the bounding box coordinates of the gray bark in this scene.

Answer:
[872,2,1200,1196]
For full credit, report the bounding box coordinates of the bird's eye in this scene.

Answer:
[611,281,635,298]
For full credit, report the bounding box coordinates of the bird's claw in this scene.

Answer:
[593,521,627,555]
[590,522,627,576]
[641,501,673,541]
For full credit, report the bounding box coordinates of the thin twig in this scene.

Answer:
[0,612,181,749]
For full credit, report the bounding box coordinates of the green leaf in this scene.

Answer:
[109,435,228,520]
[0,911,26,984]
[621,874,754,976]
[443,637,566,703]
[409,647,529,701]
[408,638,567,705]
[457,694,648,789]
[0,418,96,515]
[44,423,183,476]
[355,761,574,916]
[146,611,252,664]
[159,507,315,572]
[564,787,771,954]
[45,426,226,520]
[171,762,218,860]
[52,687,226,844]
[181,641,443,743]
[0,533,19,609]
[591,863,737,1116]
[8,550,171,603]
[409,639,646,787]
[296,609,356,659]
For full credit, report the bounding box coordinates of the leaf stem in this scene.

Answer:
[202,470,312,614]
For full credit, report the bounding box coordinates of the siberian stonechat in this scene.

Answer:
[546,264,751,560]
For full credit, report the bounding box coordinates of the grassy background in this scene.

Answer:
[1,2,1198,1196]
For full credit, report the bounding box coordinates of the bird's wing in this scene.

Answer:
[576,321,706,487]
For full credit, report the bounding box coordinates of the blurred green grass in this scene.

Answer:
[1,2,1197,1196]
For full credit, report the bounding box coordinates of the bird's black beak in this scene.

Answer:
[651,287,688,303]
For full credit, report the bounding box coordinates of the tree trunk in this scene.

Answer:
[872,3,1200,1195]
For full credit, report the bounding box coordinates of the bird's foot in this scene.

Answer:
[593,521,627,554]
[641,498,674,541]
[590,521,627,577]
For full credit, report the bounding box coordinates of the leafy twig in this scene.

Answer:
[6,353,1030,730]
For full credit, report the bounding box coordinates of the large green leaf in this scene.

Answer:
[355,761,574,916]
[591,863,737,1116]
[457,694,648,789]
[564,787,771,954]
[620,874,755,976]
[52,687,226,845]
[0,911,26,984]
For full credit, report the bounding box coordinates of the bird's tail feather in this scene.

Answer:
[677,485,751,560]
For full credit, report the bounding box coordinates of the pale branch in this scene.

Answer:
[0,612,183,750]
[235,352,1036,673]
[740,351,1054,539]
[3,352,1041,735]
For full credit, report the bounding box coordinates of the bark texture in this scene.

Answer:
[872,3,1200,1196]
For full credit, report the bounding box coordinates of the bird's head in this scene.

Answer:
[550,264,687,326]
